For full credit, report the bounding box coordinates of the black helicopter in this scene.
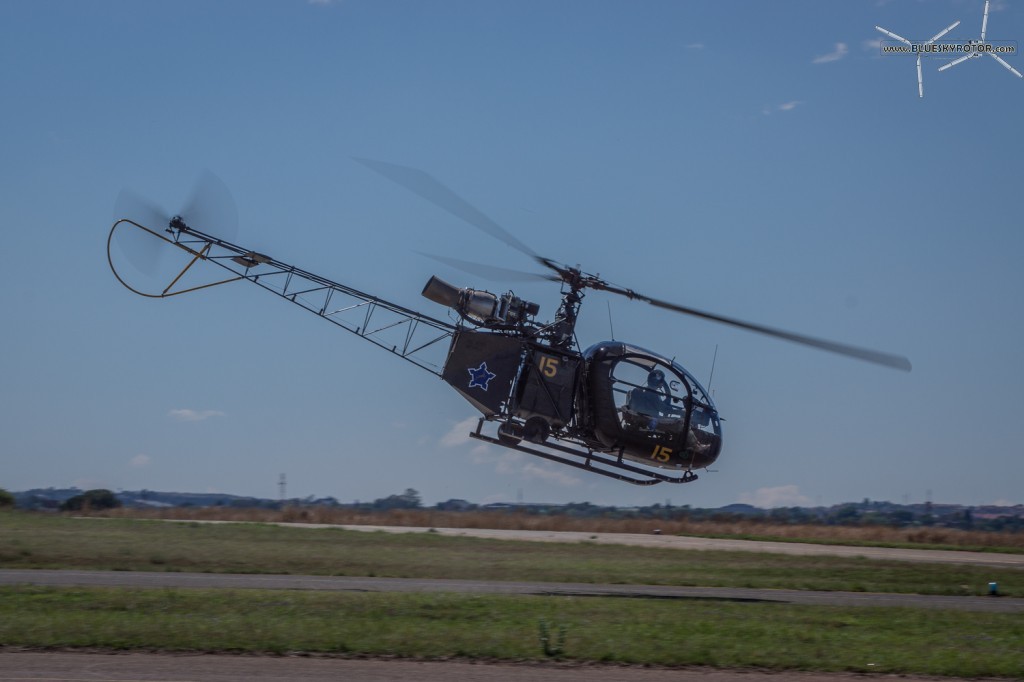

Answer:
[107,160,911,486]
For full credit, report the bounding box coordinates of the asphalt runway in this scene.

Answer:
[0,650,992,682]
[3,568,1022,613]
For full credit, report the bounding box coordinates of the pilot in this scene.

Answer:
[628,369,678,418]
[629,370,712,455]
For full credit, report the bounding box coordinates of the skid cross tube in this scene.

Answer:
[108,218,458,376]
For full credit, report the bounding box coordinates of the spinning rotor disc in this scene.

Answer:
[357,158,911,371]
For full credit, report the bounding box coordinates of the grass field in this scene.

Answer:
[1,585,1023,677]
[1,513,1020,595]
[1,512,1023,676]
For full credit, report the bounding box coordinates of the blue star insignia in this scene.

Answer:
[467,362,497,391]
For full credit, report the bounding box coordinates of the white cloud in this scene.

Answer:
[863,37,883,52]
[813,42,849,64]
[168,408,225,422]
[493,451,581,487]
[440,416,479,447]
[442,416,582,487]
[737,485,813,508]
[129,454,151,468]
[762,101,802,115]
[520,462,581,486]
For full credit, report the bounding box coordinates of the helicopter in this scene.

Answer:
[107,160,911,486]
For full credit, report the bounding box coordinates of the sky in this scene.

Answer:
[2,0,1022,509]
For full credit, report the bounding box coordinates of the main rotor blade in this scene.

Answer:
[875,25,912,46]
[927,20,960,45]
[596,282,912,371]
[418,252,559,283]
[988,52,1023,78]
[355,157,542,261]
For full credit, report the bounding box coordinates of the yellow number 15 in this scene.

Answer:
[651,445,672,463]
[538,356,559,378]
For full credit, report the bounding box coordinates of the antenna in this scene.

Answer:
[606,301,615,340]
[707,344,719,392]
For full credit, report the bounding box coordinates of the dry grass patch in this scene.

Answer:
[87,506,1024,551]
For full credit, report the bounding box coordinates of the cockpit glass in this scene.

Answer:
[611,357,688,436]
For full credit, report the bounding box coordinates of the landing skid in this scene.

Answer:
[469,419,698,486]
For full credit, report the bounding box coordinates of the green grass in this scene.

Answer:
[2,512,1024,676]
[0,513,1019,596]
[1,585,1022,677]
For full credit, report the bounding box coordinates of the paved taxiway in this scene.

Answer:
[2,651,1002,682]
[3,569,1021,612]
[321,523,1024,568]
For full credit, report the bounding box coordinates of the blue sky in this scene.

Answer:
[2,0,1022,509]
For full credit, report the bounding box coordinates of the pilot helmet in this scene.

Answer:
[647,369,665,386]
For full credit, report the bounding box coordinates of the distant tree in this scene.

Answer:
[435,498,475,512]
[59,489,122,512]
[829,504,861,525]
[0,488,14,508]
[372,488,422,510]
[886,509,915,527]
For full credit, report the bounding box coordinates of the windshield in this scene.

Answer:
[611,356,689,437]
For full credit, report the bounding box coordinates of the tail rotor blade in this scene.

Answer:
[981,0,990,41]
[917,55,924,97]
[179,170,239,241]
[112,188,172,275]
